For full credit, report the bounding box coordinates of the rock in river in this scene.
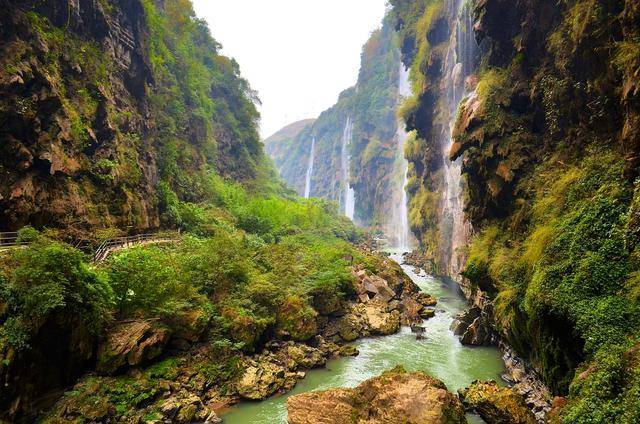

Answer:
[458,380,537,424]
[287,366,467,423]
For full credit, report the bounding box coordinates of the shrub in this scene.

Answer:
[0,240,113,350]
[107,246,193,317]
[276,295,318,341]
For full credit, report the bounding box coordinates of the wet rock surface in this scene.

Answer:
[459,380,537,424]
[287,366,467,424]
[500,344,552,423]
[451,305,494,346]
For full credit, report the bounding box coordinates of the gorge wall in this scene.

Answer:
[264,15,414,246]
[392,0,640,420]
[0,0,265,239]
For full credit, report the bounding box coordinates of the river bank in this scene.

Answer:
[221,251,506,423]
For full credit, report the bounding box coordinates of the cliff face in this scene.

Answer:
[264,16,407,231]
[0,0,263,238]
[264,119,316,195]
[392,0,640,420]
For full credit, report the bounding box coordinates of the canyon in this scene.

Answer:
[0,0,639,423]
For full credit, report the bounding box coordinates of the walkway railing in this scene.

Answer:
[0,232,21,249]
[93,233,181,262]
[0,230,181,261]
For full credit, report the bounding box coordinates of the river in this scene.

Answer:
[222,250,506,423]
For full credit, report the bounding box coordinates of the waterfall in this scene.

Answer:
[440,0,477,277]
[341,117,355,219]
[303,137,316,198]
[390,61,413,250]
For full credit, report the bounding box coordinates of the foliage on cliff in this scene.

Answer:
[0,0,266,235]
[0,0,384,420]
[389,0,463,270]
[392,0,640,421]
[263,14,403,227]
[0,171,369,419]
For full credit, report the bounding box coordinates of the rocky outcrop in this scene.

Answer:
[287,366,467,424]
[0,0,264,236]
[459,380,537,424]
[97,320,171,374]
[236,340,330,400]
[158,394,222,424]
[501,344,552,423]
[451,305,494,346]
[0,0,157,233]
[322,263,436,343]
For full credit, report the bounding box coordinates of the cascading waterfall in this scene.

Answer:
[340,117,355,219]
[440,0,477,277]
[303,137,316,198]
[389,61,413,250]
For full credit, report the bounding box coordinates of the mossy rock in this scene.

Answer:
[459,380,536,424]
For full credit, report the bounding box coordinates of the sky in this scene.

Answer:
[191,0,388,138]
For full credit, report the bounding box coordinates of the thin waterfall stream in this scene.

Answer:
[303,137,316,199]
[439,0,476,277]
[341,117,355,219]
[388,61,414,250]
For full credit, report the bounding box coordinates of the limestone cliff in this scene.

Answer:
[264,14,407,231]
[0,0,263,238]
[392,0,640,420]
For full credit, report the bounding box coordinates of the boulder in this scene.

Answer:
[335,311,367,341]
[156,392,216,423]
[417,293,438,307]
[284,344,327,369]
[451,306,493,346]
[458,380,536,424]
[287,366,467,424]
[420,308,436,319]
[401,295,424,324]
[236,360,288,400]
[339,344,359,357]
[97,320,171,374]
[362,301,401,335]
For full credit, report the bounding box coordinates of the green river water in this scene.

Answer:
[222,251,506,423]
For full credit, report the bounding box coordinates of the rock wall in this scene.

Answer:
[264,14,405,228]
[392,0,640,420]
[0,0,264,238]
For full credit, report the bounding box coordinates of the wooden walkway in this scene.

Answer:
[93,233,180,262]
[0,231,181,262]
[0,232,22,251]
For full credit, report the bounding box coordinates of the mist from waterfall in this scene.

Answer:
[303,137,316,198]
[440,0,477,277]
[341,117,355,220]
[389,61,414,250]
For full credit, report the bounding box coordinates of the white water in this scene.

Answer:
[303,137,316,199]
[439,0,476,277]
[341,117,355,219]
[389,61,414,250]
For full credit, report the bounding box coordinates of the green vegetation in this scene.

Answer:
[264,13,402,227]
[0,173,363,353]
[141,0,262,190]
[0,234,113,351]
[391,0,640,421]
[463,151,640,419]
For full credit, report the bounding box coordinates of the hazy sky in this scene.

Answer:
[191,0,388,138]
